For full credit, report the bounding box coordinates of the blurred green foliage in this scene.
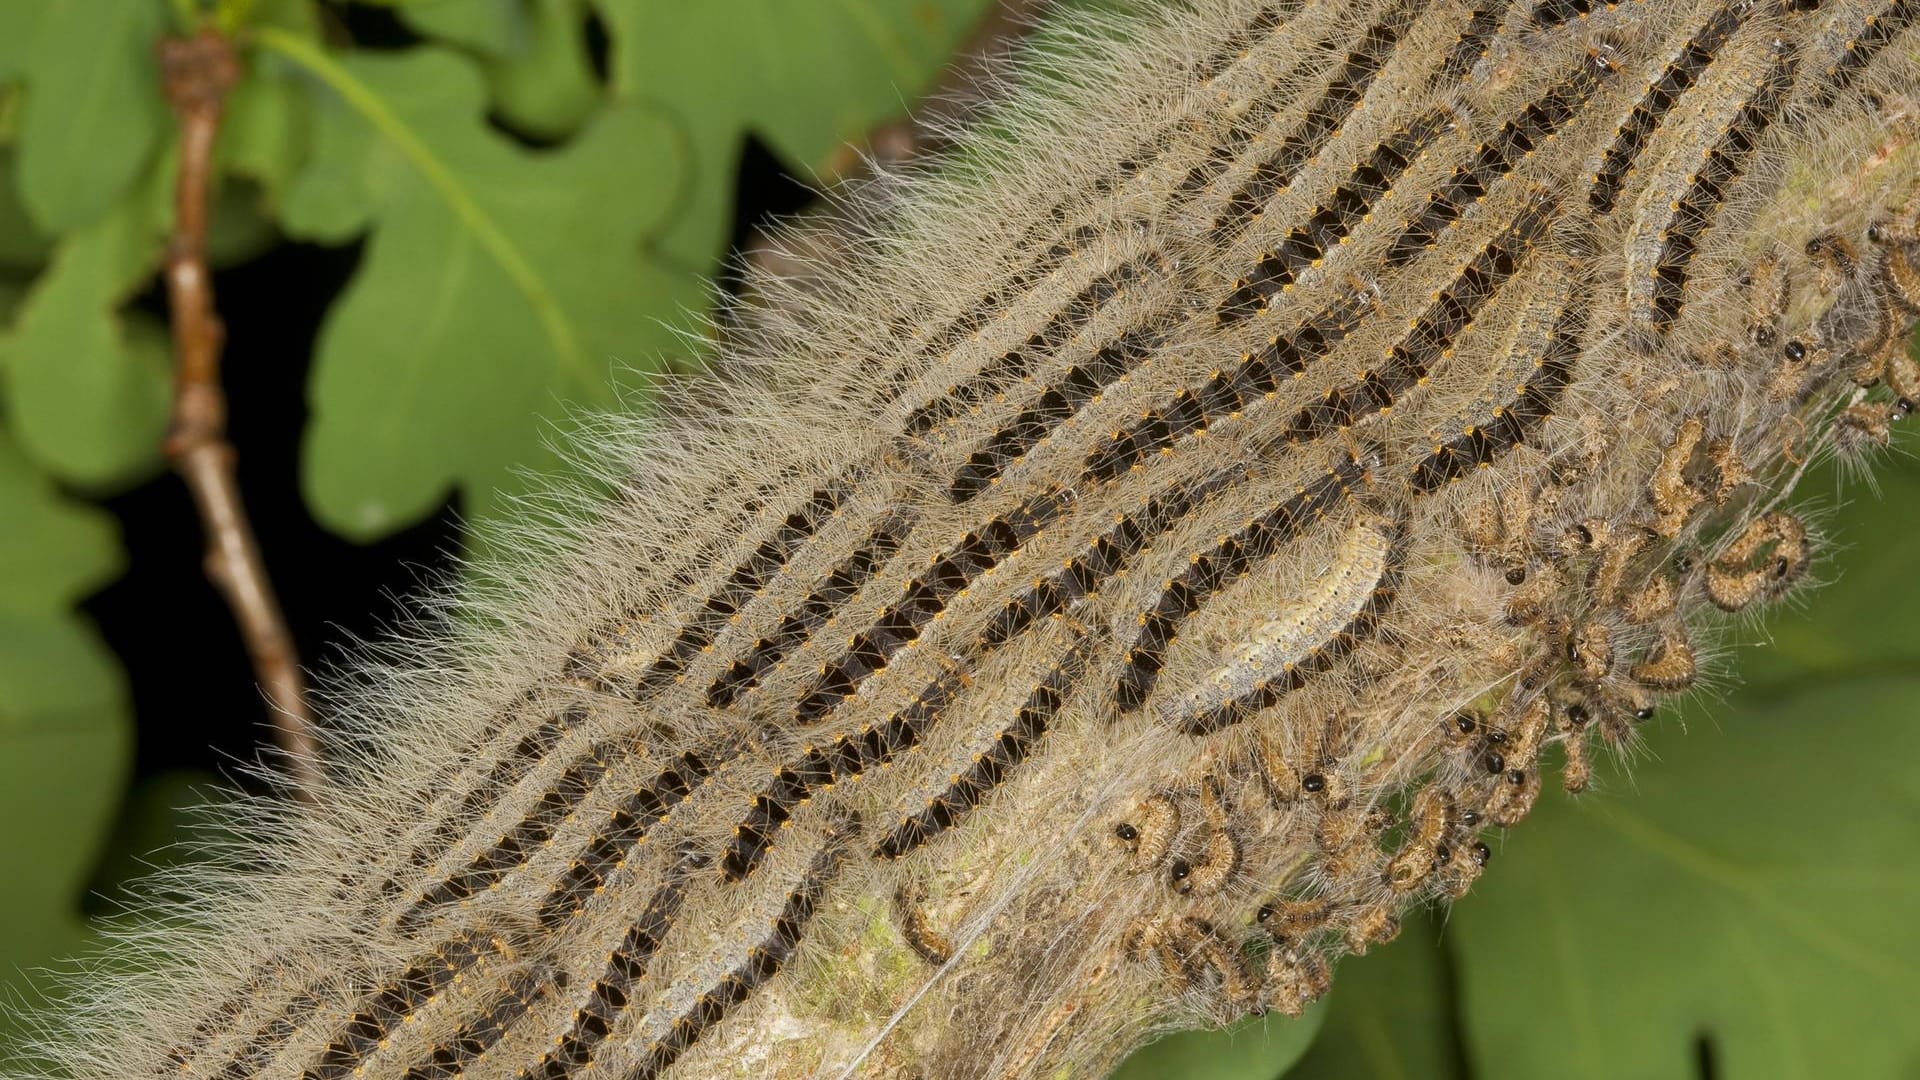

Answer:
[270,41,701,534]
[0,1,1916,1076]
[0,426,131,1051]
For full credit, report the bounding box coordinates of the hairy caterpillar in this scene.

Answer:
[15,1,1920,1078]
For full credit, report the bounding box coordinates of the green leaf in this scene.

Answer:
[264,38,702,538]
[1,182,172,489]
[1744,452,1920,689]
[219,58,312,207]
[1113,1002,1327,1080]
[1287,912,1463,1080]
[1450,447,1920,1080]
[0,431,123,615]
[13,0,171,234]
[0,147,54,270]
[400,0,600,141]
[205,178,283,267]
[592,0,994,267]
[399,0,523,54]
[84,771,228,918]
[0,426,132,1050]
[274,52,391,243]
[222,0,323,38]
[1453,677,1920,1079]
[0,661,129,1052]
[0,777,216,1065]
[0,3,54,85]
[484,0,599,140]
[0,774,217,1062]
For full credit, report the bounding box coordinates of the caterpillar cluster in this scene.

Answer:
[17,1,1920,1079]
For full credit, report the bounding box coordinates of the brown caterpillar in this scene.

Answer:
[21,1,1920,1079]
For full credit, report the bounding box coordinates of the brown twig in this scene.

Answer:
[159,30,320,796]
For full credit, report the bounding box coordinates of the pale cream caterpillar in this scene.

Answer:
[1157,510,1405,736]
[12,1,1920,1078]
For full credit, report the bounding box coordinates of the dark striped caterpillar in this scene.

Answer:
[22,1,1920,1078]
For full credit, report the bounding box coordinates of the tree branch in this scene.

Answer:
[158,29,319,796]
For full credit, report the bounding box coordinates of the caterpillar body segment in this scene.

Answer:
[36,2,1920,1079]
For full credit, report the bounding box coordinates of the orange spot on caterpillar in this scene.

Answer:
[1216,105,1452,312]
[1412,277,1586,489]
[1295,193,1559,442]
[1643,48,1797,333]
[706,511,912,708]
[794,487,1072,724]
[1430,1,1512,87]
[1814,0,1917,105]
[874,630,1096,860]
[1386,54,1613,268]
[396,743,618,934]
[536,751,722,929]
[302,931,498,1080]
[950,326,1160,501]
[632,483,850,697]
[1212,0,1423,243]
[523,851,700,1078]
[724,672,963,882]
[903,259,1155,439]
[1085,287,1380,482]
[1591,2,1750,213]
[401,966,546,1080]
[380,703,584,905]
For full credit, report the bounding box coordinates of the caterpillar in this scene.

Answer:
[1157,510,1406,736]
[17,1,1919,1078]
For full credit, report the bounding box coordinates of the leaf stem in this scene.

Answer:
[251,26,589,387]
[157,29,320,797]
